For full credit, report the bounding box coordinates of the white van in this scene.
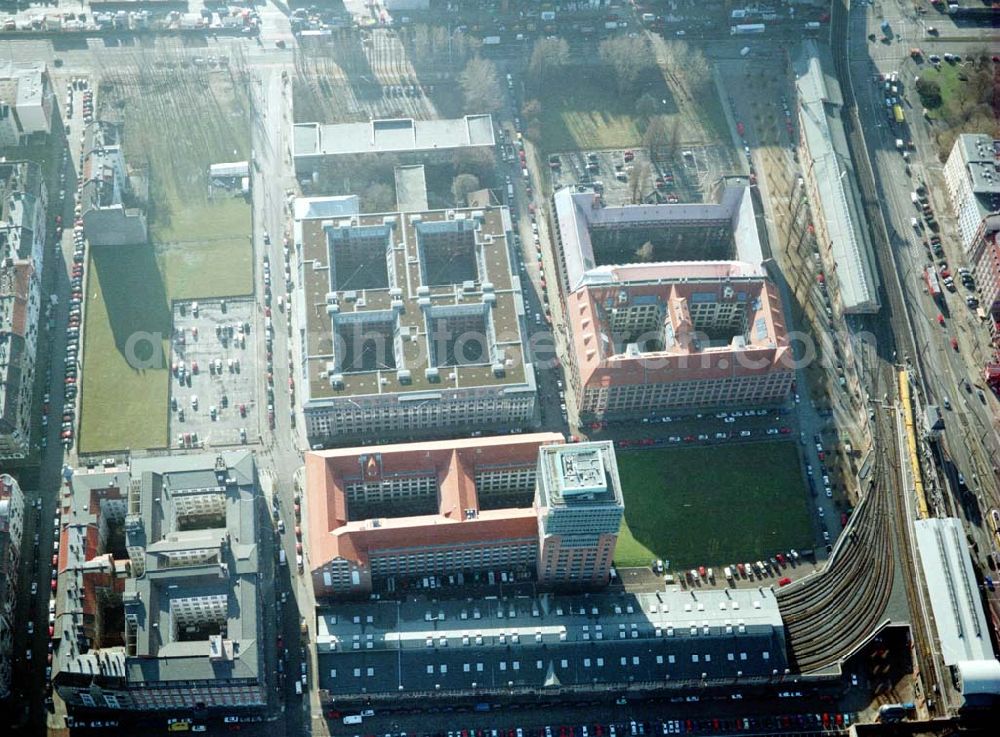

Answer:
[343,715,363,725]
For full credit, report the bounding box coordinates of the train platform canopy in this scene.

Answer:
[913,518,996,666]
[793,41,881,314]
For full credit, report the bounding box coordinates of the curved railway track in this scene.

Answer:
[777,397,897,672]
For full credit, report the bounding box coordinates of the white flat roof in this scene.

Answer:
[914,518,995,666]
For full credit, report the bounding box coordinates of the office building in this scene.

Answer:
[294,199,536,443]
[552,180,792,418]
[292,115,495,175]
[314,587,787,704]
[535,442,624,586]
[52,452,276,716]
[304,434,623,597]
[0,473,25,700]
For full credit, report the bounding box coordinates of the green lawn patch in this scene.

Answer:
[152,198,253,300]
[79,246,171,453]
[614,443,813,569]
[917,63,964,121]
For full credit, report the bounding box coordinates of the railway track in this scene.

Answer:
[777,367,897,671]
[778,0,939,705]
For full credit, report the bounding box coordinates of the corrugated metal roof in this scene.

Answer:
[913,518,995,665]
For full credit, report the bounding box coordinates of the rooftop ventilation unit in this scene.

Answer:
[425,367,440,383]
[397,369,412,384]
[331,373,345,389]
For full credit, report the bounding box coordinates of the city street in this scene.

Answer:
[846,0,999,538]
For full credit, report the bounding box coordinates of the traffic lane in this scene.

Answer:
[849,23,999,507]
[320,696,854,737]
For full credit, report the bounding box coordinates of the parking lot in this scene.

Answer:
[548,144,737,208]
[168,298,259,449]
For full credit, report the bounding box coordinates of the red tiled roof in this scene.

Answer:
[306,433,563,570]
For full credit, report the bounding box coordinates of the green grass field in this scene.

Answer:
[614,443,813,569]
[79,214,253,454]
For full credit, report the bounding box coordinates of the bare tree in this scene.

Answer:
[528,37,571,90]
[459,56,503,113]
[629,161,650,205]
[635,240,655,261]
[599,35,655,95]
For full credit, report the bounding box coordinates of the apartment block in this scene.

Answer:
[295,198,536,443]
[305,434,624,597]
[944,134,1000,256]
[0,473,25,700]
[0,61,54,146]
[80,121,148,246]
[0,161,46,460]
[52,452,275,717]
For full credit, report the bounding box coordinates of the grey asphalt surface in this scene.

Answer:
[170,298,260,449]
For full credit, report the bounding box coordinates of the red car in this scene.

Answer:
[778,577,792,587]
[951,337,959,351]
[736,121,745,137]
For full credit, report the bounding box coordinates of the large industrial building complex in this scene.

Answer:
[551,181,794,418]
[314,587,787,704]
[0,160,46,460]
[51,452,277,715]
[0,473,24,701]
[304,434,624,598]
[794,41,880,315]
[294,197,536,442]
